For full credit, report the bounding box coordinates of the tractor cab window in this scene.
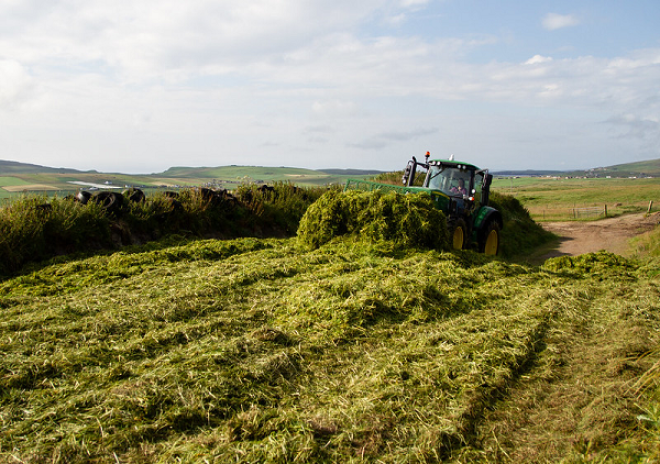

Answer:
[473,171,484,204]
[427,165,472,198]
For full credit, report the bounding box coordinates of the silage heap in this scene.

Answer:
[297,189,450,251]
[297,189,553,259]
[2,229,659,462]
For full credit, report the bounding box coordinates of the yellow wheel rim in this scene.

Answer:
[484,229,498,255]
[452,227,464,249]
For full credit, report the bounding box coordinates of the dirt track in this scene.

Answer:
[539,212,660,258]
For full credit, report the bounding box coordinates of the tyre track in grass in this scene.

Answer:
[472,299,655,461]
[454,257,660,462]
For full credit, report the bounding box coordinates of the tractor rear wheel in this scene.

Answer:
[448,218,467,250]
[480,221,500,255]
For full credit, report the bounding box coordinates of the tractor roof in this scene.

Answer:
[429,159,481,171]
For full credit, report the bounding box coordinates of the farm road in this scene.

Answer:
[539,212,660,258]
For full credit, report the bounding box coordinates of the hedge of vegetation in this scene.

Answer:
[0,183,328,276]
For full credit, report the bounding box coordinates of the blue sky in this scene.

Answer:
[0,0,659,174]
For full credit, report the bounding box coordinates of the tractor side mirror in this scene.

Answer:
[402,164,412,185]
[402,160,417,186]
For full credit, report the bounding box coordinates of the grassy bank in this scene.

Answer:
[0,183,327,276]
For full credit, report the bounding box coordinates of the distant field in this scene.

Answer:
[0,176,31,187]
[3,184,58,192]
[2,167,659,220]
[157,165,363,188]
[0,177,33,200]
[0,167,371,200]
[493,176,660,220]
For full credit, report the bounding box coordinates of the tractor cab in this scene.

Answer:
[401,152,500,254]
[402,153,493,209]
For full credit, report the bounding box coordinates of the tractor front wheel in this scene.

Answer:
[480,221,500,255]
[448,218,467,250]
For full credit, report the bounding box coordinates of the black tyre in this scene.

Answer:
[479,221,500,255]
[196,187,221,206]
[448,218,468,250]
[123,188,145,203]
[76,190,92,204]
[195,187,212,201]
[93,191,124,213]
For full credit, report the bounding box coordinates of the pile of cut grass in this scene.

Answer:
[297,189,449,251]
[1,233,659,462]
[298,189,551,259]
[488,191,555,258]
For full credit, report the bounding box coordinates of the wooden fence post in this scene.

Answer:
[649,201,654,213]
[604,205,607,217]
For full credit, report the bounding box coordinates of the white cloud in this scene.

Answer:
[0,59,34,109]
[525,55,553,65]
[0,0,386,82]
[312,100,360,117]
[542,13,580,31]
[605,113,660,151]
[349,127,438,150]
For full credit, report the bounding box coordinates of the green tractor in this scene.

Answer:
[345,152,503,255]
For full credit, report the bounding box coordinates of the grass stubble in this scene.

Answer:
[0,191,659,463]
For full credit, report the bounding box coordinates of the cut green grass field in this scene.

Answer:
[1,171,660,462]
[1,235,659,462]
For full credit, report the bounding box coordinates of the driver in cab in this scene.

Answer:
[451,179,467,196]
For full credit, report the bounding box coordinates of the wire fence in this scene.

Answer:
[530,201,656,221]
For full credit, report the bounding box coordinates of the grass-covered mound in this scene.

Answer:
[488,191,556,258]
[298,189,553,259]
[1,236,659,463]
[0,183,326,276]
[297,189,449,250]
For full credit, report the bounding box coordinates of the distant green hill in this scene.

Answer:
[494,158,660,178]
[155,165,375,188]
[159,165,321,179]
[3,157,658,181]
[318,168,384,176]
[0,160,90,175]
[586,158,660,177]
